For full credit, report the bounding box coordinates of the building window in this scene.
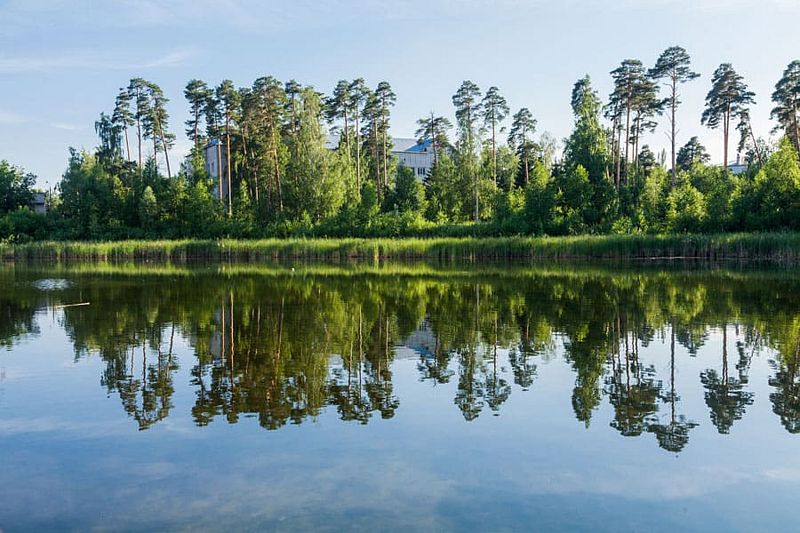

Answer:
[417,167,425,176]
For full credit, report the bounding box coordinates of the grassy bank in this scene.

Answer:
[4,233,800,262]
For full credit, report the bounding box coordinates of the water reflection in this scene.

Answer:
[3,264,800,452]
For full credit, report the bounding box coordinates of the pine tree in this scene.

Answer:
[216,80,240,215]
[452,80,482,221]
[204,90,224,206]
[112,88,134,162]
[508,108,537,186]
[609,59,652,186]
[146,82,174,179]
[649,46,700,187]
[702,63,755,170]
[480,87,510,185]
[348,78,370,191]
[251,76,287,213]
[184,79,211,150]
[771,60,800,154]
[375,81,396,194]
[676,136,710,171]
[127,78,151,168]
[326,80,352,153]
[415,114,452,165]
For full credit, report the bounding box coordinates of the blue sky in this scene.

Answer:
[1,0,798,185]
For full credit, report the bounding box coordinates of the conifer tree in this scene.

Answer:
[415,114,452,165]
[702,64,755,170]
[480,86,510,185]
[508,108,537,185]
[452,80,482,221]
[649,46,700,187]
[771,60,800,154]
[216,80,240,215]
[112,88,134,162]
[184,79,211,150]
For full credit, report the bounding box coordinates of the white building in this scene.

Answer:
[204,139,228,200]
[392,138,435,179]
[326,135,436,180]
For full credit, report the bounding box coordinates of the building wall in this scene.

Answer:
[395,151,434,179]
[30,192,47,214]
[204,140,228,200]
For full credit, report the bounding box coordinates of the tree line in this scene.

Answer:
[2,47,800,241]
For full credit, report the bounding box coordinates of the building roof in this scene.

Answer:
[403,139,433,153]
[391,138,419,152]
[326,135,429,154]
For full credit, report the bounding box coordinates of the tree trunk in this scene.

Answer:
[431,116,438,166]
[382,115,389,193]
[355,111,362,191]
[670,77,678,188]
[194,109,200,150]
[524,154,529,186]
[723,103,730,171]
[373,127,381,200]
[272,126,283,213]
[491,115,497,185]
[343,109,350,155]
[216,142,223,205]
[156,119,171,179]
[624,101,631,186]
[615,122,623,189]
[123,128,131,162]
[136,117,143,168]
[226,114,232,217]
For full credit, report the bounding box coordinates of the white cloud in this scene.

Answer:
[50,122,80,131]
[0,48,197,74]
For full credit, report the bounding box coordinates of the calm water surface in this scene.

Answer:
[1,263,800,531]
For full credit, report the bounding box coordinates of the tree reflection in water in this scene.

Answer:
[5,264,800,452]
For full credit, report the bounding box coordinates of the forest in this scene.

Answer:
[1,46,800,242]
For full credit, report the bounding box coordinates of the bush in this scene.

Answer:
[0,208,50,242]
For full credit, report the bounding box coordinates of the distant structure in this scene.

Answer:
[326,135,436,179]
[393,138,435,179]
[203,139,228,200]
[727,162,748,175]
[30,192,47,214]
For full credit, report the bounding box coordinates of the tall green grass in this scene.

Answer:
[4,233,800,263]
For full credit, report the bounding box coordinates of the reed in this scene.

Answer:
[4,233,800,263]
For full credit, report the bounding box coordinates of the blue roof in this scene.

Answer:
[403,139,433,153]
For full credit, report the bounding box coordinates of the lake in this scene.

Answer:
[1,262,799,531]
